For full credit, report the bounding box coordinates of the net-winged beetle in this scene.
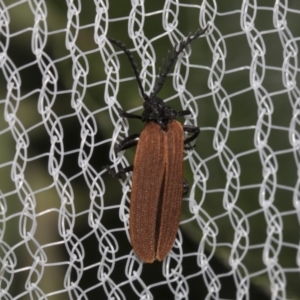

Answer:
[105,26,208,263]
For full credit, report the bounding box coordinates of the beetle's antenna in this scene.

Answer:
[150,26,209,98]
[107,38,148,100]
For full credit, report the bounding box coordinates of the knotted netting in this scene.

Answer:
[0,0,300,299]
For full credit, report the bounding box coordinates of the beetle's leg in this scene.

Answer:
[177,110,192,117]
[115,134,139,152]
[106,133,139,177]
[183,179,189,196]
[120,112,142,119]
[178,110,200,148]
[183,124,200,150]
[104,165,133,179]
[104,134,138,177]
[116,107,142,120]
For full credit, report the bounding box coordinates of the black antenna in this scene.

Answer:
[107,38,148,100]
[150,26,209,98]
[108,25,209,102]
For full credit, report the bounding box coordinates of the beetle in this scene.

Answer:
[105,26,208,263]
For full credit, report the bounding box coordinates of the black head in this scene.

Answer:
[141,96,178,131]
[108,26,208,131]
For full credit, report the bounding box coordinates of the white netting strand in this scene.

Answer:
[0,0,300,299]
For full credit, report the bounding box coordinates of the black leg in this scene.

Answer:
[103,165,133,179]
[115,134,139,152]
[183,179,189,196]
[177,110,192,117]
[117,107,142,120]
[183,124,200,149]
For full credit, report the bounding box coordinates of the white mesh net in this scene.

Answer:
[1,0,300,299]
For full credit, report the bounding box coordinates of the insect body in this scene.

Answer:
[106,27,208,263]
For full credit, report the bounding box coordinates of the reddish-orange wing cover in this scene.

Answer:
[129,121,184,263]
